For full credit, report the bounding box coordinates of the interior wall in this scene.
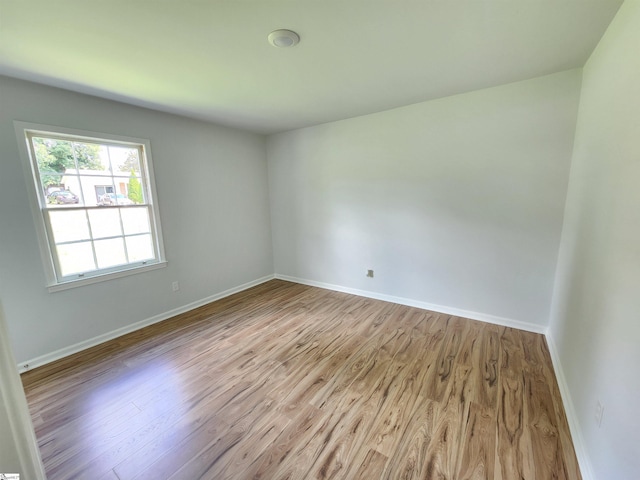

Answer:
[0,76,273,364]
[549,1,640,478]
[267,70,581,328]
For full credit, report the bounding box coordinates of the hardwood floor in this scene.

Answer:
[21,280,581,479]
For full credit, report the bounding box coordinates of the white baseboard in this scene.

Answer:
[545,332,593,480]
[17,274,275,373]
[274,274,546,334]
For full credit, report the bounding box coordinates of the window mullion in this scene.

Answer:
[54,238,93,247]
[139,145,148,203]
[84,208,99,275]
[117,207,130,264]
[71,142,89,207]
[146,204,159,255]
[107,146,118,204]
[43,209,65,281]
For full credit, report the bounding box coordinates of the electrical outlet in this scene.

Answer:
[366,269,374,278]
[595,400,604,427]
[172,281,180,292]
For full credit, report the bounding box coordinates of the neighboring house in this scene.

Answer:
[60,169,129,206]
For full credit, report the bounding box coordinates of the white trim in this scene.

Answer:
[14,122,58,285]
[274,274,546,334]
[0,304,46,479]
[18,275,275,373]
[545,331,594,480]
[47,260,167,292]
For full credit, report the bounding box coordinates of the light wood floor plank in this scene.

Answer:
[21,279,582,479]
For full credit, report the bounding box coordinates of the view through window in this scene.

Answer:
[20,126,166,288]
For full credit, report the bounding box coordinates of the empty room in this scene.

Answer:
[0,1,639,479]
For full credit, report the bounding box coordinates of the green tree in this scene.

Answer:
[34,137,103,189]
[127,171,143,204]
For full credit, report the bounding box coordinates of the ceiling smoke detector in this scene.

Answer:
[268,29,300,48]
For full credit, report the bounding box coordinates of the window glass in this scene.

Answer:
[18,124,166,289]
[126,235,154,262]
[49,210,91,243]
[121,207,150,235]
[95,238,127,269]
[57,242,96,276]
[88,209,122,239]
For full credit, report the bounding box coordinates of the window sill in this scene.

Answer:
[47,261,167,293]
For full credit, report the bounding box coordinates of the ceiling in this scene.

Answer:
[0,0,623,134]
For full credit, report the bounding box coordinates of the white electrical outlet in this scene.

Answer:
[595,400,604,427]
[366,269,374,278]
[172,281,180,292]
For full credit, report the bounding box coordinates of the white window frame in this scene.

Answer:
[14,121,167,292]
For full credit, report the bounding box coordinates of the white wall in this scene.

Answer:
[0,76,273,364]
[549,1,640,479]
[267,70,581,328]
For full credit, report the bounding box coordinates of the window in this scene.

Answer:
[15,122,166,291]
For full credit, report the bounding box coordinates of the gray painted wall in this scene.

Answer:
[0,76,273,363]
[549,1,640,478]
[267,70,581,328]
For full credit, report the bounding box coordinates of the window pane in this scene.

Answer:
[95,185,114,197]
[54,175,84,206]
[32,138,76,198]
[126,234,154,262]
[57,242,96,276]
[97,192,134,206]
[71,176,114,206]
[121,207,150,235]
[42,174,63,204]
[49,210,90,243]
[113,176,129,191]
[116,174,145,204]
[45,184,83,208]
[111,146,141,175]
[95,185,117,206]
[88,209,122,239]
[74,142,110,174]
[95,238,127,269]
